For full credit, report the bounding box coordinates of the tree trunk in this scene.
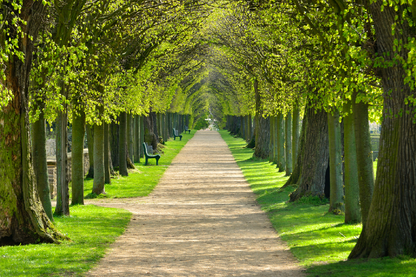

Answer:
[285,113,293,175]
[343,100,361,224]
[140,115,145,157]
[0,0,66,245]
[31,108,53,220]
[284,107,306,188]
[349,1,416,258]
[352,91,374,227]
[327,110,344,214]
[110,122,119,169]
[127,114,133,161]
[133,116,140,163]
[289,106,329,201]
[71,110,85,205]
[86,125,94,178]
[277,114,285,172]
[269,116,275,163]
[104,123,111,184]
[292,107,300,172]
[54,111,69,216]
[119,112,128,176]
[144,111,159,149]
[92,122,105,195]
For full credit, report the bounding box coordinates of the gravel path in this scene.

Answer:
[87,130,305,276]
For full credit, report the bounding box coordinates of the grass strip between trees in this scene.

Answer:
[83,130,196,198]
[0,131,195,276]
[219,130,416,277]
[0,205,131,277]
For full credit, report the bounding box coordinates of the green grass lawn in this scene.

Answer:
[83,130,195,199]
[0,130,195,276]
[0,205,131,277]
[219,130,416,277]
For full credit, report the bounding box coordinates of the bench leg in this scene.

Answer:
[145,157,148,165]
[156,157,160,165]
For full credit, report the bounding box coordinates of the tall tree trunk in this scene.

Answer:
[269,116,275,163]
[285,113,293,175]
[277,114,286,172]
[92,121,105,195]
[86,125,94,178]
[327,110,344,214]
[133,116,140,163]
[0,0,66,245]
[349,1,416,258]
[104,123,111,184]
[31,108,53,220]
[343,100,361,223]
[352,91,374,227]
[253,79,270,159]
[127,114,133,161]
[71,110,85,205]
[140,115,145,157]
[54,110,69,216]
[119,112,128,176]
[289,106,329,201]
[292,107,300,172]
[110,122,119,169]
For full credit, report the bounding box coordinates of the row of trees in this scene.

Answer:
[201,0,416,259]
[0,0,210,245]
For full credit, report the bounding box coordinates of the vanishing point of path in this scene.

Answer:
[88,130,305,276]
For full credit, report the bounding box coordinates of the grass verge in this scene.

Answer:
[83,130,195,198]
[0,205,131,276]
[219,130,416,277]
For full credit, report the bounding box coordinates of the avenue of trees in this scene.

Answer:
[1,0,416,261]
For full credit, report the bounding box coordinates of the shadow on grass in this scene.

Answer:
[219,130,416,277]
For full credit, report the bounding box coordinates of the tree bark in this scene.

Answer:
[110,122,119,169]
[71,110,85,205]
[292,107,300,171]
[133,116,140,163]
[31,108,53,220]
[127,113,134,161]
[352,91,374,227]
[54,110,69,216]
[119,112,128,176]
[86,125,94,178]
[140,115,145,157]
[349,1,416,258]
[277,114,286,172]
[92,122,105,195]
[343,100,361,223]
[328,110,344,214]
[104,123,111,184]
[0,0,66,245]
[289,106,329,201]
[285,113,293,175]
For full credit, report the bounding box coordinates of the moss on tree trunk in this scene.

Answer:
[92,121,105,195]
[328,110,344,214]
[119,112,128,176]
[0,0,66,245]
[71,110,85,205]
[289,106,329,201]
[31,108,53,220]
[343,100,361,223]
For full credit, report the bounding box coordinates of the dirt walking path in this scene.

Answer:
[87,130,305,276]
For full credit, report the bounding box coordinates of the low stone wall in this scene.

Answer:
[47,149,89,199]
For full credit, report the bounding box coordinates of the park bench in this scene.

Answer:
[184,125,191,134]
[143,142,161,165]
[173,128,182,141]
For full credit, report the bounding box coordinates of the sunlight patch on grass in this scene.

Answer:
[83,130,195,198]
[219,130,416,276]
[0,205,131,277]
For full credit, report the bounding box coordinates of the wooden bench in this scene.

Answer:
[143,142,161,165]
[184,125,191,134]
[173,128,182,140]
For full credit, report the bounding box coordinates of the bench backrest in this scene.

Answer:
[143,142,153,155]
[173,128,179,136]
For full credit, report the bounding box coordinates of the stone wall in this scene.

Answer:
[47,149,89,199]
